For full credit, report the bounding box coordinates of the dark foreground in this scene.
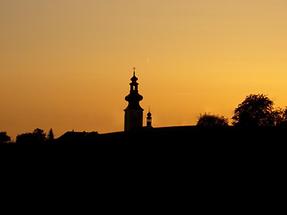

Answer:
[2,127,286,167]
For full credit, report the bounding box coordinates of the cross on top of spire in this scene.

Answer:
[131,67,138,82]
[133,67,136,76]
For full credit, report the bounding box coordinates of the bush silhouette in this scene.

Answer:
[196,114,229,128]
[0,132,11,144]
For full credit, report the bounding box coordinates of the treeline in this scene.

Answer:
[1,93,287,144]
[197,94,287,128]
[0,128,55,145]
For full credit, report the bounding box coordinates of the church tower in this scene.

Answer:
[124,69,144,131]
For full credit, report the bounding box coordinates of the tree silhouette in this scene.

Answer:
[273,108,287,127]
[282,108,287,127]
[0,132,11,144]
[33,128,46,142]
[196,114,229,128]
[47,129,54,143]
[233,94,275,127]
[16,128,46,144]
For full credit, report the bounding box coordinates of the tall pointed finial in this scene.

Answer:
[133,67,136,76]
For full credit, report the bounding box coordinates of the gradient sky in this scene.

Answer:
[1,0,287,138]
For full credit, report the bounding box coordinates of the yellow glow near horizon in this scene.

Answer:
[1,0,287,138]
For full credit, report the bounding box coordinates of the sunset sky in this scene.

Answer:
[1,0,287,138]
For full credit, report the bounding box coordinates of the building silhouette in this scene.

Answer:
[124,69,144,131]
[147,111,153,128]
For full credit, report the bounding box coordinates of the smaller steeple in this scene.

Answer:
[146,109,152,128]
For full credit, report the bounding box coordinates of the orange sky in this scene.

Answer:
[1,0,287,138]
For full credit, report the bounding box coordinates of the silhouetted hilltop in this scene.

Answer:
[56,131,99,144]
[56,126,286,145]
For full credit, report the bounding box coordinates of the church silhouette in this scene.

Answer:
[124,69,152,131]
